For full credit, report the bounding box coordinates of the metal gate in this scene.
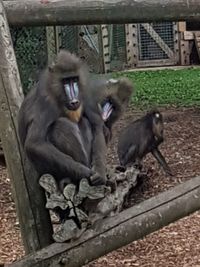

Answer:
[126,22,179,68]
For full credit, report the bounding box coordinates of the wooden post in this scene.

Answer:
[46,26,57,64]
[0,0,53,254]
[100,24,110,73]
[180,38,190,65]
[178,21,190,65]
[97,25,106,73]
[125,24,138,68]
[194,32,200,60]
[173,22,180,64]
[8,176,200,267]
[178,21,186,33]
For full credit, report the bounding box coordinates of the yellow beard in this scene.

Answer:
[65,105,82,123]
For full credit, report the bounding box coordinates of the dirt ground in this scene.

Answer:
[1,107,200,266]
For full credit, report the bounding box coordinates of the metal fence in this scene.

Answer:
[10,26,47,93]
[110,24,127,71]
[138,22,175,61]
[10,22,178,94]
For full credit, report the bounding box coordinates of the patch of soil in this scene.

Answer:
[87,211,200,267]
[0,166,24,263]
[1,107,200,266]
[107,107,200,205]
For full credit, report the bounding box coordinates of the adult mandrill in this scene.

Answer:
[18,50,133,189]
[18,50,96,186]
[50,77,133,189]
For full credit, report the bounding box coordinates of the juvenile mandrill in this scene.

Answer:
[85,77,134,143]
[117,110,173,176]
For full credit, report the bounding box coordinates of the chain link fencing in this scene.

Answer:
[11,23,176,94]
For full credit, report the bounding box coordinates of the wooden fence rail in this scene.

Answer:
[8,176,200,267]
[3,0,200,27]
[0,0,53,254]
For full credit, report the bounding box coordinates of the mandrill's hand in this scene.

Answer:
[89,172,107,186]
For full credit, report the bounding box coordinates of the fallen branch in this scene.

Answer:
[39,166,139,242]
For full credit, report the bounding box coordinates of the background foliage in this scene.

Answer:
[10,27,200,107]
[11,27,47,94]
[114,68,200,108]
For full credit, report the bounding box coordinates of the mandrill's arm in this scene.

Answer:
[83,90,108,185]
[83,104,108,185]
[90,124,108,185]
[25,117,93,182]
[152,148,173,176]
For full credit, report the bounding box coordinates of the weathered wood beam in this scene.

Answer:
[9,176,200,267]
[3,0,200,27]
[0,0,53,253]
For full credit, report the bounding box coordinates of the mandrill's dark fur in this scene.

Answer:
[103,78,133,140]
[18,50,94,186]
[85,77,133,142]
[117,110,173,176]
[18,50,134,190]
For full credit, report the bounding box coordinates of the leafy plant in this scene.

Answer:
[113,68,200,108]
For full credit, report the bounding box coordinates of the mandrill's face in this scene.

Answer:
[61,75,83,123]
[62,76,81,111]
[49,64,83,112]
[100,100,113,122]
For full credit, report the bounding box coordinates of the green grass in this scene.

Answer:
[113,68,200,108]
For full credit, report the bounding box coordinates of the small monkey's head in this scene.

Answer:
[48,50,88,117]
[150,110,164,142]
[100,77,133,124]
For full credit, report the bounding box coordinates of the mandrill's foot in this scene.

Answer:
[89,172,107,186]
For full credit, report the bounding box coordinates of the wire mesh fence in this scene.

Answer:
[110,24,127,71]
[10,26,47,94]
[59,25,79,53]
[10,22,177,94]
[138,22,175,61]
[78,25,103,73]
